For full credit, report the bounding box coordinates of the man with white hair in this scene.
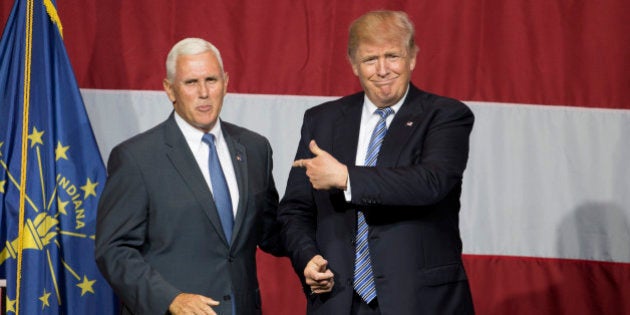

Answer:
[96,37,284,315]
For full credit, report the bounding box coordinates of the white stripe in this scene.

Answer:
[82,89,630,263]
[461,102,630,262]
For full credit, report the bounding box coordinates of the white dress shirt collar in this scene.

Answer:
[174,111,225,146]
[362,84,409,116]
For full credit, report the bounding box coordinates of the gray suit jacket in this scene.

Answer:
[96,113,283,315]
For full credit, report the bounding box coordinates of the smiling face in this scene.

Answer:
[350,38,416,108]
[163,50,228,133]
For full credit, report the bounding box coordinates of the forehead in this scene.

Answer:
[175,51,221,77]
[355,39,407,57]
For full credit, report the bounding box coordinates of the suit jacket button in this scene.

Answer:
[223,295,231,301]
[228,256,234,262]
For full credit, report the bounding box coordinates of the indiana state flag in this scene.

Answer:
[0,0,118,313]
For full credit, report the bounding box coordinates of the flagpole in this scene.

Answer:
[15,0,34,313]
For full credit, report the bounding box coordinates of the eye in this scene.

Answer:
[184,79,197,85]
[386,54,401,62]
[206,77,218,84]
[362,57,377,65]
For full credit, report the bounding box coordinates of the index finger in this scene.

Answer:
[293,159,308,168]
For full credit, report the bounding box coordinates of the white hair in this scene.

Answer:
[165,38,224,81]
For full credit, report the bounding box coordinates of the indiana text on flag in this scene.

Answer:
[0,0,117,314]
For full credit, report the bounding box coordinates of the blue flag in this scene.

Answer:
[0,0,118,313]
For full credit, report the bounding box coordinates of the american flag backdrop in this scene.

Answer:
[1,1,629,314]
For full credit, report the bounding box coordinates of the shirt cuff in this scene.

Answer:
[344,174,352,201]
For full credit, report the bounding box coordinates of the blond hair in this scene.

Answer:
[348,10,418,59]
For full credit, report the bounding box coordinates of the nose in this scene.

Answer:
[198,82,209,98]
[376,58,389,76]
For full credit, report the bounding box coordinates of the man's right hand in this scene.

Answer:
[304,254,335,294]
[169,293,220,315]
[292,140,348,190]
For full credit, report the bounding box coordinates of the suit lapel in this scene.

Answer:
[332,94,364,233]
[222,125,248,247]
[378,85,425,167]
[332,94,363,166]
[163,114,231,246]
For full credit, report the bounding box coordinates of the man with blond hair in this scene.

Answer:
[280,11,475,314]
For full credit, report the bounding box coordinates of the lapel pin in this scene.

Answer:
[406,121,414,127]
[236,154,242,161]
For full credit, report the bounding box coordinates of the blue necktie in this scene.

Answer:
[354,107,394,303]
[202,133,234,244]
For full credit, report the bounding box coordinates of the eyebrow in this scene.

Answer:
[183,75,220,83]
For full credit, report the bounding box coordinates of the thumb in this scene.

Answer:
[312,255,328,271]
[309,140,325,156]
[201,296,220,306]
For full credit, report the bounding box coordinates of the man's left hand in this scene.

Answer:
[293,140,348,190]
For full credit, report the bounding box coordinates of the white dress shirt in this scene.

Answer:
[175,113,239,218]
[345,87,408,200]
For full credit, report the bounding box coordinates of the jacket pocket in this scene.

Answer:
[420,262,468,286]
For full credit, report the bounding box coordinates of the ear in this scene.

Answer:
[349,57,360,76]
[351,64,360,76]
[409,54,417,71]
[409,47,418,71]
[163,78,175,103]
[223,72,229,94]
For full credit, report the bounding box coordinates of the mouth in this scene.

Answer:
[371,76,398,86]
[197,105,213,112]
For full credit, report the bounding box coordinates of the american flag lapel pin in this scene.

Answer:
[406,121,414,127]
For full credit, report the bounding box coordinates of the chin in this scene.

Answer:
[377,96,396,106]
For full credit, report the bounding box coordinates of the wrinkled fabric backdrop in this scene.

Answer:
[2,1,628,314]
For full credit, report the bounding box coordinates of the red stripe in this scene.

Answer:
[257,251,630,314]
[2,1,627,108]
[256,251,305,314]
[2,1,628,314]
[464,254,630,315]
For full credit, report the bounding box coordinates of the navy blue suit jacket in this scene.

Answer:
[279,84,475,315]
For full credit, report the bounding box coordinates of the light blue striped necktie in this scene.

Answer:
[202,133,234,244]
[353,107,394,303]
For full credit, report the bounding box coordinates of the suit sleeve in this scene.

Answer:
[278,111,320,280]
[95,145,180,315]
[257,139,286,257]
[348,100,474,207]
